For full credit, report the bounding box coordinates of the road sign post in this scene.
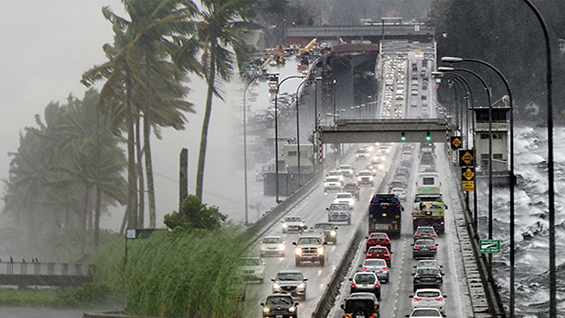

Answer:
[462,167,475,191]
[479,239,501,253]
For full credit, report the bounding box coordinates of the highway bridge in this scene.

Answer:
[238,36,508,318]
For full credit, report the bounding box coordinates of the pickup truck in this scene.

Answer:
[293,235,327,267]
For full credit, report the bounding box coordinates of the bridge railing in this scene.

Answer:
[0,262,95,277]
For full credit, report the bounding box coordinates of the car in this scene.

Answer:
[412,267,443,292]
[334,192,355,206]
[281,216,308,233]
[341,292,380,318]
[412,238,438,259]
[411,89,418,96]
[327,203,352,224]
[349,271,381,300]
[260,236,286,257]
[366,232,391,251]
[366,245,393,267]
[311,222,338,244]
[261,294,299,318]
[293,235,327,266]
[415,259,444,274]
[411,100,418,107]
[401,150,413,161]
[327,170,345,183]
[238,256,265,283]
[355,148,370,160]
[338,165,355,178]
[405,308,444,318]
[409,288,447,313]
[271,270,308,300]
[357,170,375,186]
[360,258,390,283]
[324,176,342,192]
[378,145,390,154]
[390,187,407,201]
[388,180,405,191]
[341,182,360,200]
[414,226,438,241]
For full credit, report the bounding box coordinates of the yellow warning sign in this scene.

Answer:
[462,168,474,180]
[462,180,475,191]
[451,137,461,149]
[459,150,474,166]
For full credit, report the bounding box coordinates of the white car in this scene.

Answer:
[324,176,342,192]
[238,257,265,283]
[410,288,447,313]
[334,192,355,206]
[407,307,443,318]
[281,216,307,233]
[260,236,285,257]
[338,165,355,178]
[390,187,407,201]
[327,170,345,183]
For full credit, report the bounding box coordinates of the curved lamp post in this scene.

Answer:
[243,71,276,224]
[274,74,305,204]
[442,55,516,318]
[438,66,494,282]
[295,78,313,186]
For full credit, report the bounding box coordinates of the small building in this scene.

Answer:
[472,105,510,173]
[283,144,314,174]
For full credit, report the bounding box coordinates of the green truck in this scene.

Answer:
[412,193,447,234]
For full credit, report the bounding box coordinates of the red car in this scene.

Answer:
[366,232,391,251]
[366,245,393,267]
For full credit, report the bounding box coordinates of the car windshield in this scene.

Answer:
[267,296,293,306]
[314,224,333,230]
[416,291,441,298]
[418,261,438,267]
[364,259,386,267]
[239,258,261,266]
[355,274,376,284]
[339,166,352,170]
[297,237,322,245]
[329,171,342,176]
[330,204,349,210]
[276,272,303,281]
[359,171,372,176]
[370,234,387,239]
[285,217,301,222]
[418,268,439,276]
[326,177,340,182]
[411,309,441,317]
[417,227,435,234]
[337,193,352,199]
[345,299,374,313]
[263,237,282,244]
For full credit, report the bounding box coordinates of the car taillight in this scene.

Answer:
[381,267,388,270]
[436,297,443,301]
[440,221,445,225]
[413,297,422,301]
[431,234,436,237]
[375,281,379,287]
[413,246,420,249]
[362,267,368,270]
[415,234,421,236]
[413,217,417,220]
[430,246,436,249]
[351,282,356,288]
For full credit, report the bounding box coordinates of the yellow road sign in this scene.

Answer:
[462,168,474,180]
[459,150,474,166]
[451,137,462,149]
[462,180,475,191]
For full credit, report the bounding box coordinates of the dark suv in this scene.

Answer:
[261,294,299,318]
[412,238,438,259]
[413,226,438,242]
[412,267,443,292]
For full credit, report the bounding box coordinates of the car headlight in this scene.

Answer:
[369,176,374,181]
[295,248,302,256]
[260,246,267,251]
[358,177,362,181]
[317,247,324,255]
[263,307,270,314]
[330,230,337,236]
[282,224,288,229]
[273,283,281,290]
[298,283,305,289]
[288,306,296,313]
[279,244,285,250]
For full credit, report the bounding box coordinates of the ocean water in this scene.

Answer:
[484,126,565,317]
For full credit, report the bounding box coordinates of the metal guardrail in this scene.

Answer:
[0,262,95,276]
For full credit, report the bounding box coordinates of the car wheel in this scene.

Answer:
[259,278,264,284]
[295,259,301,267]
[320,258,325,267]
[347,219,351,225]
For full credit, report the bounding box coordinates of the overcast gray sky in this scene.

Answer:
[0,0,259,231]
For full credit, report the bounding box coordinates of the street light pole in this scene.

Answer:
[274,74,306,204]
[438,66,494,281]
[442,55,516,318]
[243,71,275,224]
[295,79,312,187]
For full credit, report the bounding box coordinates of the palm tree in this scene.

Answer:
[194,0,261,199]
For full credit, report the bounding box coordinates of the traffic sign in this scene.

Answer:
[479,239,500,253]
[450,136,462,149]
[462,167,475,191]
[459,149,474,167]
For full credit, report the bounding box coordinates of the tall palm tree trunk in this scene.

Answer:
[126,69,138,229]
[81,183,90,256]
[144,56,157,228]
[136,117,145,228]
[196,56,216,199]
